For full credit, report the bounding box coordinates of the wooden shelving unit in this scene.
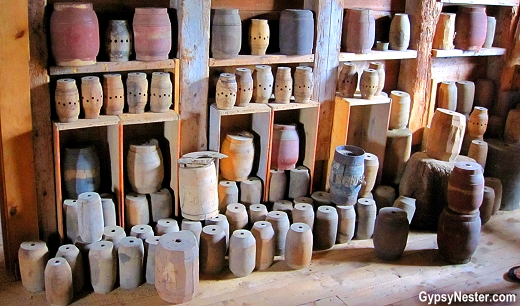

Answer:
[7,0,517,275]
[202,0,324,201]
[53,109,180,237]
[208,101,319,201]
[49,55,180,238]
[53,119,121,239]
[327,94,391,189]
[431,47,506,58]
[120,110,180,218]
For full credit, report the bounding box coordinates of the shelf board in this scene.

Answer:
[268,101,320,111]
[438,0,518,6]
[54,115,120,131]
[339,50,417,62]
[209,54,314,67]
[210,103,271,115]
[49,59,176,76]
[432,47,506,58]
[336,93,391,106]
[119,110,179,125]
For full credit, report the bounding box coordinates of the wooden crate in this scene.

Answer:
[209,103,273,201]
[268,102,320,198]
[119,110,180,219]
[53,116,121,240]
[327,94,391,189]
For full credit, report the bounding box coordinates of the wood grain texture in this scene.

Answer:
[49,60,176,76]
[342,0,405,11]
[211,0,304,10]
[431,57,488,81]
[29,0,60,251]
[397,0,442,145]
[171,0,210,154]
[0,0,40,271]
[494,6,520,91]
[303,0,342,191]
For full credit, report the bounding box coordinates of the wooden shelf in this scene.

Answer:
[53,115,120,131]
[209,54,315,67]
[53,110,180,130]
[438,0,519,6]
[268,101,320,111]
[49,59,176,76]
[119,110,179,125]
[209,103,271,115]
[432,47,507,58]
[339,50,417,62]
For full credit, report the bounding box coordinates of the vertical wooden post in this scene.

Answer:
[398,0,442,145]
[170,0,211,154]
[29,0,59,250]
[0,0,40,271]
[493,5,520,91]
[303,0,342,189]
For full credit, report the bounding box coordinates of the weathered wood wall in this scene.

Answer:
[1,0,40,271]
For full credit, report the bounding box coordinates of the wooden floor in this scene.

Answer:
[1,209,520,306]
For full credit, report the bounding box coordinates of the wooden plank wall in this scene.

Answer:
[0,0,40,270]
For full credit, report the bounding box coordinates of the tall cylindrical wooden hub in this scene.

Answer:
[155,231,199,304]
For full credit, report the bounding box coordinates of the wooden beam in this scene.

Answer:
[0,0,40,271]
[398,0,442,145]
[171,0,210,154]
[495,5,520,91]
[303,0,342,189]
[28,0,60,255]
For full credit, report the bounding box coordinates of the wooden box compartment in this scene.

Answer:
[339,0,416,61]
[267,102,319,199]
[431,2,514,58]
[209,103,272,200]
[46,0,178,65]
[53,120,121,240]
[209,0,310,61]
[327,94,391,189]
[120,111,180,219]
